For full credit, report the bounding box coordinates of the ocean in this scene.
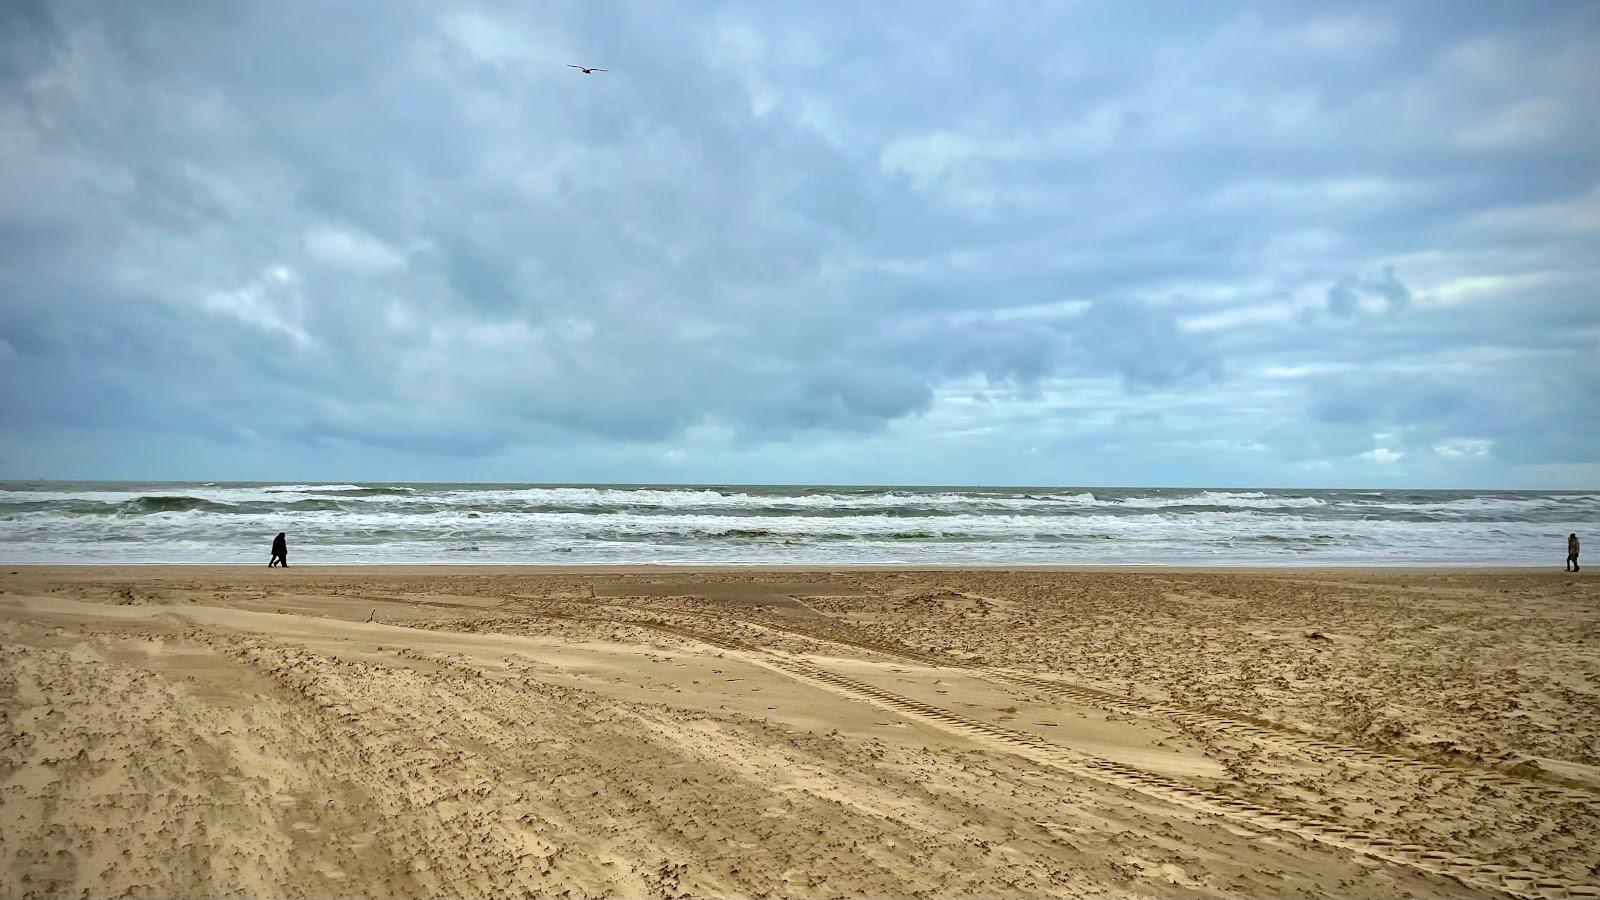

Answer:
[0,481,1591,566]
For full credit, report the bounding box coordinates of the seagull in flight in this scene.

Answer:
[568,65,607,74]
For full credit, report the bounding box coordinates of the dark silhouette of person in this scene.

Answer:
[269,532,289,568]
[1568,533,1580,572]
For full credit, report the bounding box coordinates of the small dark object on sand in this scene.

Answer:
[1307,630,1330,641]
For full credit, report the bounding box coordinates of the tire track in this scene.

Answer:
[513,602,1598,804]
[592,615,1599,899]
[408,607,1600,896]
[725,614,1600,807]
[755,654,1599,900]
[984,670,1600,807]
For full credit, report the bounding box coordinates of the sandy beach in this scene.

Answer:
[1,565,1595,898]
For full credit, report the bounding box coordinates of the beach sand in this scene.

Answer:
[1,565,1595,897]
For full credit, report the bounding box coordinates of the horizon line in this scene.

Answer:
[1,478,1594,493]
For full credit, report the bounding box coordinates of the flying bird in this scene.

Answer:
[567,65,607,74]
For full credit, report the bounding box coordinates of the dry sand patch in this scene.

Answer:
[1,566,1596,897]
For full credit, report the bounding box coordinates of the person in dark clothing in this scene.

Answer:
[1568,533,1580,572]
[269,532,289,568]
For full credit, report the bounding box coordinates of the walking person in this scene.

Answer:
[1568,533,1580,572]
[269,532,289,568]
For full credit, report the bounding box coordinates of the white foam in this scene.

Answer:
[0,483,1589,565]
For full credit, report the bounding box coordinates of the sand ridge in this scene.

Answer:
[1,566,1596,897]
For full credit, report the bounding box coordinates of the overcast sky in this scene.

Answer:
[1,1,1596,487]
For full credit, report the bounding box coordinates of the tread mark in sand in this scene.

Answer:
[719,614,1600,808]
[761,655,1598,900]
[604,616,1600,900]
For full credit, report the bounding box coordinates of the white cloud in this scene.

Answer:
[1457,97,1568,150]
[1466,187,1600,235]
[1179,303,1295,333]
[202,266,313,348]
[878,107,1125,190]
[303,227,406,273]
[439,11,539,64]
[1358,447,1404,464]
[1423,272,1570,307]
[1258,363,1356,379]
[1434,438,1491,459]
[1291,15,1397,55]
[1207,176,1428,213]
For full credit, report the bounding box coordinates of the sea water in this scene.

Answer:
[0,481,1591,566]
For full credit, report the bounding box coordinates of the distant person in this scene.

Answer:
[269,532,289,568]
[1568,533,1580,572]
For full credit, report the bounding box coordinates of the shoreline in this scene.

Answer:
[0,562,1575,574]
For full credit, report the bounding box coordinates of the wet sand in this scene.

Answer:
[1,566,1595,897]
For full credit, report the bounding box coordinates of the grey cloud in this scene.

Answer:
[1298,365,1599,467]
[1073,301,1220,388]
[878,297,1218,394]
[0,0,1595,484]
[1325,277,1362,319]
[1323,266,1412,319]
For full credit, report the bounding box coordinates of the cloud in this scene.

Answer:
[0,0,1595,486]
[1359,447,1404,464]
[1322,267,1412,319]
[201,266,313,348]
[303,227,407,273]
[1457,97,1569,150]
[1072,300,1220,388]
[1434,437,1491,459]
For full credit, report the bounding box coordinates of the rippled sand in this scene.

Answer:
[1,566,1595,897]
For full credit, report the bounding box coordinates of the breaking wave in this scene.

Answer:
[1,481,1594,565]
